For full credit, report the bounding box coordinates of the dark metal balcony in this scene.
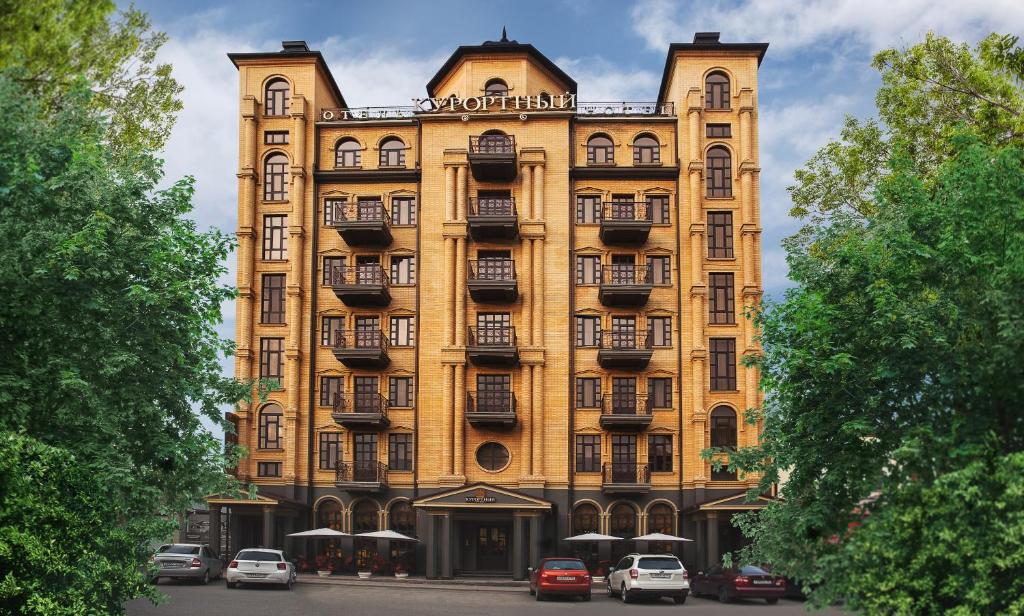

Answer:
[329,200,393,247]
[599,264,653,307]
[602,462,651,495]
[331,392,390,429]
[468,134,517,182]
[600,201,652,245]
[330,265,391,307]
[599,394,653,430]
[466,391,517,427]
[597,331,653,369]
[466,326,519,366]
[468,259,518,303]
[331,329,390,368]
[335,461,389,492]
[468,197,519,240]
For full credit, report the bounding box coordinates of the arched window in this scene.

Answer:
[352,500,380,533]
[317,500,343,531]
[706,146,732,198]
[265,78,290,116]
[485,78,508,96]
[633,134,660,165]
[609,503,637,539]
[335,138,361,168]
[710,405,737,448]
[379,138,406,168]
[389,501,416,535]
[263,153,288,201]
[572,503,600,534]
[475,129,512,154]
[257,403,282,449]
[705,72,730,110]
[587,134,614,165]
[647,503,674,535]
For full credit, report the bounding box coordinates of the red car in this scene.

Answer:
[528,557,592,601]
[690,565,786,603]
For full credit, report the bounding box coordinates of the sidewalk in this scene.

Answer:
[297,574,532,593]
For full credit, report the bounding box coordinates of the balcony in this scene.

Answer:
[599,264,653,307]
[466,326,519,366]
[597,331,653,370]
[331,329,391,369]
[331,392,390,430]
[468,259,518,303]
[600,201,652,245]
[330,265,391,307]
[329,200,393,247]
[599,394,653,430]
[466,391,517,428]
[335,461,389,493]
[601,463,651,495]
[468,197,519,240]
[468,134,517,182]
[575,102,675,117]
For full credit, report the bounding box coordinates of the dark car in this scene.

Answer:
[528,557,592,601]
[691,564,785,603]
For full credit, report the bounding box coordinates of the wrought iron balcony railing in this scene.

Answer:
[469,197,517,217]
[467,390,516,415]
[602,462,651,486]
[601,394,653,416]
[333,329,390,354]
[333,392,390,416]
[469,134,516,155]
[320,107,417,121]
[328,200,391,226]
[602,201,652,222]
[468,326,517,348]
[599,330,653,351]
[336,461,389,485]
[328,265,390,288]
[576,102,675,116]
[601,265,653,286]
[468,259,516,281]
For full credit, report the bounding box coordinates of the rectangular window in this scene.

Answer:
[322,256,346,285]
[647,255,671,284]
[575,315,601,347]
[321,316,345,347]
[575,378,602,408]
[709,338,737,391]
[575,435,601,473]
[264,130,289,144]
[389,377,414,408]
[706,123,732,138]
[707,212,734,258]
[391,197,416,226]
[258,409,281,449]
[575,255,601,285]
[648,317,672,347]
[260,274,285,324]
[389,316,414,347]
[324,198,346,226]
[647,195,670,224]
[319,376,343,407]
[649,378,672,409]
[388,434,413,471]
[648,435,673,472]
[390,255,416,284]
[319,432,342,470]
[259,338,284,383]
[257,461,281,477]
[263,157,288,201]
[711,465,738,481]
[709,272,736,324]
[576,195,601,224]
[262,215,287,260]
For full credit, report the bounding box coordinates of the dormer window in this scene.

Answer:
[335,138,361,168]
[633,134,660,165]
[379,138,406,168]
[264,78,290,116]
[586,134,614,165]
[485,79,508,96]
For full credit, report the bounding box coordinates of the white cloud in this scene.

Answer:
[318,36,448,106]
[555,56,661,101]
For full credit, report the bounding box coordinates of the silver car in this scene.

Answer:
[150,544,223,585]
[225,548,295,590]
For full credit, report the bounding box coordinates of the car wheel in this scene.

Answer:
[582,592,592,602]
[535,591,545,601]
[767,598,779,605]
[674,595,687,605]
[607,578,615,597]
[621,583,632,604]
[718,586,731,603]
[226,580,237,589]
[201,570,210,585]
[529,585,535,596]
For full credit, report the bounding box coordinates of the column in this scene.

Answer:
[454,365,465,476]
[425,515,437,579]
[445,237,455,346]
[533,165,544,220]
[688,102,701,162]
[532,236,544,347]
[456,239,467,346]
[521,165,533,219]
[442,365,453,474]
[262,506,275,549]
[441,514,453,579]
[445,165,456,222]
[209,507,221,558]
[512,515,526,580]
[528,515,542,569]
[520,365,533,476]
[236,102,258,480]
[706,513,719,569]
[456,166,467,220]
[532,366,544,476]
[694,518,705,571]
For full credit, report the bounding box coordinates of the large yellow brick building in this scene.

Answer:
[211,32,769,579]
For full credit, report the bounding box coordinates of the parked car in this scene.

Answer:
[528,557,592,601]
[225,548,296,589]
[149,544,223,585]
[690,565,785,603]
[606,553,689,604]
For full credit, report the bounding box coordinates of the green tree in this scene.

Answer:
[0,0,182,154]
[0,72,245,614]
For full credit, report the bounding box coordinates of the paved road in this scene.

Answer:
[128,579,839,615]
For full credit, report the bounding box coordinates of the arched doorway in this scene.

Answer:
[388,500,417,574]
[351,500,380,573]
[571,503,601,573]
[609,502,638,562]
[646,502,677,554]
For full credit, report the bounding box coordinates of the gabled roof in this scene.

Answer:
[657,32,769,104]
[413,482,553,510]
[690,491,776,512]
[426,32,576,97]
[228,40,347,108]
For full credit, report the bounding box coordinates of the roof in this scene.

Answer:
[656,32,769,103]
[228,40,347,108]
[425,31,577,97]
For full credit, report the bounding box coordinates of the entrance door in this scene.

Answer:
[611,377,637,415]
[476,525,511,572]
[611,434,637,483]
[353,433,377,481]
[353,376,379,413]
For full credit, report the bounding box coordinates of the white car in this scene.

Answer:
[607,553,689,604]
[225,548,296,590]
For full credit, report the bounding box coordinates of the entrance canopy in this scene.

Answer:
[413,483,552,511]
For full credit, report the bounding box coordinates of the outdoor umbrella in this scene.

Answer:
[632,532,693,542]
[286,528,350,537]
[562,532,622,542]
[354,530,418,542]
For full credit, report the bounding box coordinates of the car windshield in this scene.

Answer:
[543,559,586,571]
[157,545,200,555]
[236,550,282,562]
[638,557,682,570]
[739,565,770,575]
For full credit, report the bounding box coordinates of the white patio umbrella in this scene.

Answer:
[286,528,350,538]
[354,530,419,542]
[562,532,623,542]
[632,532,693,542]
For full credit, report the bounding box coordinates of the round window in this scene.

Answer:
[476,442,510,472]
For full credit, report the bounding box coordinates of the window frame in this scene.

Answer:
[319,432,342,470]
[322,256,346,285]
[259,338,284,383]
[648,316,672,347]
[632,135,660,165]
[378,138,406,168]
[648,434,673,472]
[575,195,602,224]
[575,255,602,285]
[264,79,290,117]
[647,255,671,284]
[390,255,416,285]
[335,139,362,168]
[705,72,731,110]
[708,272,736,325]
[706,146,733,198]
[586,135,614,165]
[709,337,737,391]
[706,123,732,138]
[257,461,282,477]
[648,377,673,409]
[264,130,289,144]
[260,274,286,324]
[575,377,602,409]
[575,434,601,473]
[263,153,289,201]
[575,315,602,348]
[389,376,414,408]
[647,195,670,224]
[476,442,511,472]
[388,433,413,471]
[321,316,345,347]
[262,215,287,261]
[319,376,343,407]
[710,405,738,449]
[257,405,282,449]
[389,316,415,347]
[707,211,735,259]
[391,196,416,226]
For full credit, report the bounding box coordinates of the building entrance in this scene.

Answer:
[469,523,511,573]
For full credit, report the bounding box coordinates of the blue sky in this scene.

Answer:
[128,0,1023,429]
